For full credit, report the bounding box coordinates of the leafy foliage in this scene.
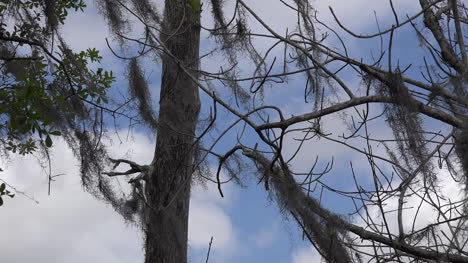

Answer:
[0,182,15,206]
[0,0,114,154]
[0,0,115,205]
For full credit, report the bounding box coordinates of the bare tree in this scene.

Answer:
[94,0,468,262]
[4,0,467,262]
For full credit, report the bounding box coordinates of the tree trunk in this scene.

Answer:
[144,1,201,262]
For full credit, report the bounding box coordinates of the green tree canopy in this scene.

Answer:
[0,0,115,205]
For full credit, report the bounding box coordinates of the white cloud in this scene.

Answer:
[188,175,239,261]
[357,168,464,234]
[0,131,238,263]
[0,153,144,263]
[279,105,388,179]
[242,0,419,35]
[286,158,465,261]
[191,172,237,207]
[348,167,466,261]
[313,0,420,30]
[61,1,109,52]
[189,202,236,251]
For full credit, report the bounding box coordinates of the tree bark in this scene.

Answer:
[144,1,201,262]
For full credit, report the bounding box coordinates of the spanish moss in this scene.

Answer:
[128,58,158,130]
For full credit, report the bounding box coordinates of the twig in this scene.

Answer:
[205,236,213,263]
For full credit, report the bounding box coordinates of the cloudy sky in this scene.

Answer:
[1,0,463,262]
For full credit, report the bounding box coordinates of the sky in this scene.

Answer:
[0,0,465,262]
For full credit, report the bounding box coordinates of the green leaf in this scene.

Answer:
[50,131,61,136]
[45,135,52,147]
[0,183,5,192]
[0,196,3,206]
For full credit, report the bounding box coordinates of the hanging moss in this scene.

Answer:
[128,58,158,130]
[96,0,129,38]
[379,71,435,181]
[455,125,468,188]
[44,0,58,32]
[130,0,161,25]
[210,0,226,29]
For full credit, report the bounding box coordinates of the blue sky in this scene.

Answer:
[0,0,465,262]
